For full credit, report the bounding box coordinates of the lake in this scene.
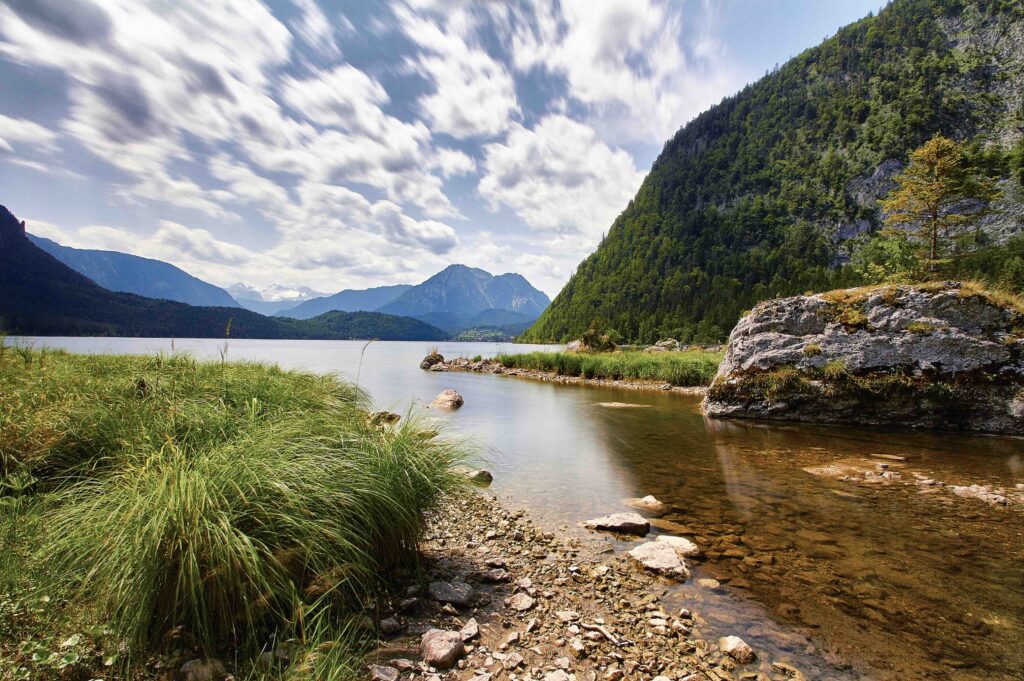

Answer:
[12,337,1024,680]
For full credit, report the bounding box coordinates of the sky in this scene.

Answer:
[0,0,883,298]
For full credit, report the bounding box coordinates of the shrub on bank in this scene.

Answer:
[494,350,723,387]
[0,348,468,679]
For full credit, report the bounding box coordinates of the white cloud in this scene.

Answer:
[0,113,59,153]
[499,0,740,143]
[433,148,476,177]
[479,115,644,239]
[398,3,519,139]
[288,0,340,60]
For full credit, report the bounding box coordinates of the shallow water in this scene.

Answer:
[15,337,1024,680]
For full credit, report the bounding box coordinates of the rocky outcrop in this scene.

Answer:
[703,283,1024,435]
[430,389,464,409]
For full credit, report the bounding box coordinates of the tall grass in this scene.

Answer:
[0,350,468,679]
[494,350,723,387]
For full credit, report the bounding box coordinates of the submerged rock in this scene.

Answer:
[420,629,465,669]
[703,283,1024,435]
[627,541,690,580]
[465,469,493,485]
[581,512,650,536]
[654,534,701,556]
[431,389,464,409]
[623,494,668,515]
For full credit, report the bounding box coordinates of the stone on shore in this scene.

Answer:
[428,581,474,606]
[460,617,480,641]
[654,534,702,557]
[369,665,400,681]
[623,494,668,515]
[465,469,493,485]
[506,592,536,612]
[180,659,227,681]
[627,541,690,580]
[718,635,756,663]
[431,389,464,409]
[420,629,465,669]
[581,512,650,536]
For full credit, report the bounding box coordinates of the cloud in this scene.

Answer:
[497,0,741,143]
[478,115,644,239]
[433,148,476,177]
[398,3,519,139]
[0,114,59,153]
[4,0,112,47]
[288,0,340,60]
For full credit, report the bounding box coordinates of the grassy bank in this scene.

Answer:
[0,347,467,680]
[494,350,723,387]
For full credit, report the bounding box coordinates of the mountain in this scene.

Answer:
[523,0,1024,344]
[28,234,239,308]
[228,283,324,315]
[0,206,447,341]
[378,264,550,331]
[279,284,413,320]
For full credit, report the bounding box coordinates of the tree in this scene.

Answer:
[880,135,1000,273]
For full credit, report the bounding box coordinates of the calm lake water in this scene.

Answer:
[13,337,1024,681]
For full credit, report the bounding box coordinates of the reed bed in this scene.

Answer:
[494,350,723,387]
[0,347,468,680]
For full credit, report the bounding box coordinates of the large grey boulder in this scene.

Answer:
[703,283,1024,435]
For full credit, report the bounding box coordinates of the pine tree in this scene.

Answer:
[880,135,1001,273]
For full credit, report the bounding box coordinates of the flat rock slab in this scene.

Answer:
[627,541,690,580]
[654,534,701,556]
[506,593,536,611]
[581,512,650,536]
[421,629,465,669]
[428,581,474,606]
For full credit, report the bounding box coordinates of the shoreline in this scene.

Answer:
[428,357,710,397]
[366,490,790,681]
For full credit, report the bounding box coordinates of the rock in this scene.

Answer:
[431,389,464,409]
[180,659,227,681]
[627,541,690,580]
[380,616,403,635]
[465,469,493,485]
[420,352,444,370]
[697,578,722,590]
[555,610,580,622]
[581,512,650,536]
[950,484,1009,505]
[702,283,1024,435]
[506,593,535,611]
[719,635,756,663]
[654,534,702,556]
[565,340,584,353]
[428,581,474,607]
[482,568,511,582]
[369,665,400,681]
[421,629,465,669]
[545,671,571,681]
[656,339,680,350]
[460,618,480,641]
[623,495,668,515]
[504,652,525,669]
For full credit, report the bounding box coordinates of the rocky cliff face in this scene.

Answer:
[703,283,1024,435]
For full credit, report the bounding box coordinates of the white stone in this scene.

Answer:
[627,541,690,580]
[581,512,650,536]
[654,534,702,556]
[719,635,756,663]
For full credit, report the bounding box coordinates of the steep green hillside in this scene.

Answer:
[524,0,1024,344]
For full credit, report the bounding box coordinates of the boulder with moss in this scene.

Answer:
[702,282,1024,435]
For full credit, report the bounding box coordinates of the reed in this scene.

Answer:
[494,350,722,386]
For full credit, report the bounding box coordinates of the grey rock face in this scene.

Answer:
[704,283,1024,435]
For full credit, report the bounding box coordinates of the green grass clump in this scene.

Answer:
[0,349,467,679]
[494,350,723,387]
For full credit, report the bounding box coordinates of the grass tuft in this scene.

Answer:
[494,350,722,387]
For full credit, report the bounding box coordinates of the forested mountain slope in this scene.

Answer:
[29,235,240,308]
[523,0,1024,344]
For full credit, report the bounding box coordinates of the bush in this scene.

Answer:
[0,350,468,678]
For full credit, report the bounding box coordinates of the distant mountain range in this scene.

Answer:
[280,284,413,320]
[29,235,240,308]
[0,206,447,341]
[377,265,550,332]
[11,215,550,340]
[228,283,325,315]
